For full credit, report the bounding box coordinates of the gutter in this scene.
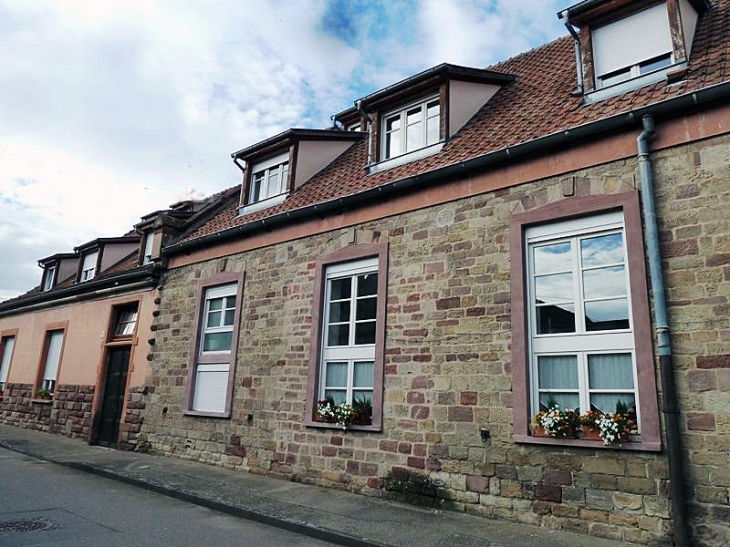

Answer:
[165,81,730,257]
[0,267,158,318]
[637,116,690,547]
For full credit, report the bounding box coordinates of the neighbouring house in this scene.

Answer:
[0,193,234,448]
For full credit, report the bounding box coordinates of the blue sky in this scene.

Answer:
[0,0,566,300]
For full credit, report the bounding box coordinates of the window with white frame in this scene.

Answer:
[592,2,673,89]
[80,251,98,282]
[249,153,289,204]
[526,211,638,425]
[381,96,440,160]
[0,336,16,391]
[43,266,55,291]
[319,258,378,411]
[190,283,238,414]
[113,305,138,337]
[39,330,64,395]
[142,233,155,264]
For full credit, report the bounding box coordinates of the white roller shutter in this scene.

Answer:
[192,363,229,413]
[43,331,64,381]
[592,3,672,77]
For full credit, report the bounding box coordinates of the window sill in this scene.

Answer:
[513,434,661,452]
[304,420,381,433]
[32,398,54,405]
[237,192,288,217]
[184,409,231,419]
[367,142,444,174]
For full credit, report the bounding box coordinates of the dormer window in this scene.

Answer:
[382,96,440,161]
[592,3,673,89]
[42,266,55,292]
[250,153,289,204]
[142,233,156,265]
[80,251,98,282]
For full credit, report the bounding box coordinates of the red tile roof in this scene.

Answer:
[182,0,730,244]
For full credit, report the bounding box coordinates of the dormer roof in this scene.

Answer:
[74,236,140,253]
[231,128,364,161]
[559,0,709,26]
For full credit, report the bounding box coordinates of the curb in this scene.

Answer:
[0,439,387,547]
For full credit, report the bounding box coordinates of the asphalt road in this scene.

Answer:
[0,446,335,547]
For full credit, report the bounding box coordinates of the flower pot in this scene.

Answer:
[532,425,549,437]
[582,427,602,441]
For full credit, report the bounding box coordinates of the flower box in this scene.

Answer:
[582,427,602,441]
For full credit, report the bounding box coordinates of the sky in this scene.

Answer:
[0,0,566,301]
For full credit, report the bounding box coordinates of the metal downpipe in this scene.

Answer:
[637,115,690,547]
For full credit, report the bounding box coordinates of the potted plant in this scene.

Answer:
[532,405,579,438]
[351,397,372,426]
[35,388,53,401]
[594,412,635,445]
[579,410,604,440]
[315,397,356,428]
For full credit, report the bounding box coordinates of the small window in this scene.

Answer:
[187,278,242,416]
[0,335,16,391]
[249,154,289,205]
[43,266,55,291]
[142,233,156,265]
[345,121,361,131]
[381,96,440,160]
[592,3,673,89]
[80,251,98,282]
[113,306,138,338]
[526,211,638,425]
[38,330,64,397]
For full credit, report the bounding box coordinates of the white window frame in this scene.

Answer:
[318,257,378,405]
[380,95,440,161]
[43,266,55,291]
[526,211,640,427]
[113,306,138,338]
[80,251,98,282]
[249,152,289,205]
[40,330,64,394]
[142,233,155,264]
[0,336,16,389]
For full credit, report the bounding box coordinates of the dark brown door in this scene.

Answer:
[98,347,130,446]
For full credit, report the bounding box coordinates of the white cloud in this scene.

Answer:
[0,0,565,300]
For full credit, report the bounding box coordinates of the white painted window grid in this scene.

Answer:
[381,95,440,161]
[114,307,138,337]
[143,233,155,264]
[80,251,98,282]
[43,266,55,291]
[0,336,15,389]
[249,152,289,204]
[200,283,237,355]
[525,212,640,427]
[41,331,64,394]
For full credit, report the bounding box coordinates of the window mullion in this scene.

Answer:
[347,360,354,405]
[349,275,357,346]
[574,236,585,333]
[578,352,589,414]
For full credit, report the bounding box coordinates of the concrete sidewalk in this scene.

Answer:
[0,425,635,547]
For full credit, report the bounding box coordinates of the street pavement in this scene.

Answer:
[0,425,637,547]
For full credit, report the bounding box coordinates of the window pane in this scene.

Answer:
[426,116,439,145]
[535,273,573,303]
[357,273,377,296]
[585,299,629,331]
[353,361,374,388]
[224,309,235,326]
[209,298,223,311]
[327,324,350,346]
[202,332,232,352]
[590,393,636,415]
[536,304,575,334]
[226,296,236,308]
[386,116,400,132]
[251,174,263,202]
[406,106,422,125]
[533,242,572,274]
[581,233,624,267]
[328,300,350,323]
[427,101,439,118]
[406,122,424,152]
[329,278,351,301]
[206,310,222,328]
[539,392,579,412]
[640,54,671,74]
[588,353,634,389]
[355,321,376,345]
[583,266,627,299]
[325,362,348,387]
[356,297,377,321]
[537,355,578,389]
[267,170,278,197]
[599,67,632,87]
[325,390,347,404]
[353,390,373,404]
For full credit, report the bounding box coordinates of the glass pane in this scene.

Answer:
[536,304,575,334]
[224,309,235,326]
[206,311,222,328]
[406,122,424,152]
[353,390,373,404]
[328,300,350,323]
[281,164,289,186]
[202,332,232,352]
[406,106,422,125]
[386,116,400,132]
[585,299,629,331]
[537,355,578,389]
[588,353,634,389]
[330,278,351,301]
[600,67,631,87]
[251,175,262,202]
[325,362,348,387]
[357,273,377,296]
[327,324,350,346]
[353,361,374,387]
[581,233,624,267]
[533,242,572,275]
[539,392,579,412]
[583,266,627,299]
[590,393,636,416]
[226,296,236,308]
[209,298,223,311]
[267,171,278,197]
[640,54,671,74]
[355,321,376,345]
[427,101,439,117]
[426,116,439,145]
[324,390,347,404]
[356,297,377,321]
[535,273,573,303]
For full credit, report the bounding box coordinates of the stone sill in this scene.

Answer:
[513,434,661,452]
[183,409,231,419]
[31,398,54,405]
[304,420,381,433]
